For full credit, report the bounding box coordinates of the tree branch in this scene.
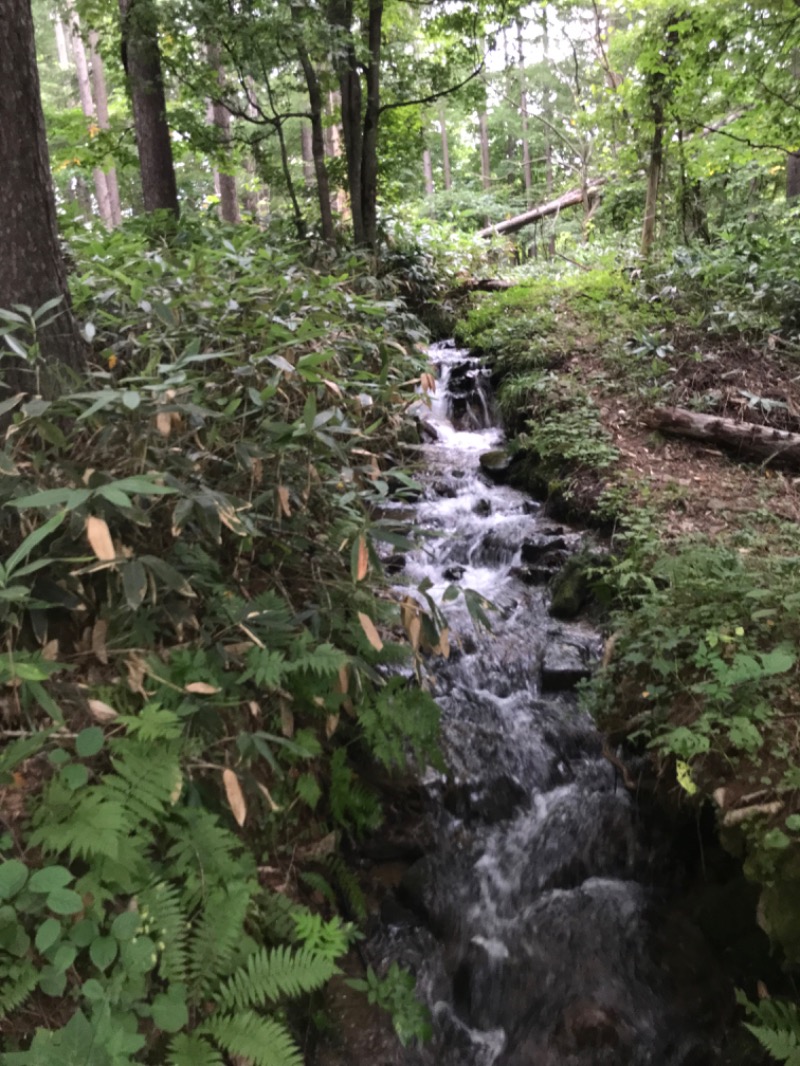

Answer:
[377,61,484,115]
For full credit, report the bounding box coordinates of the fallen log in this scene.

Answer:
[456,277,515,292]
[645,405,800,467]
[477,179,606,239]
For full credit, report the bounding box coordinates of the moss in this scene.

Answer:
[549,552,611,620]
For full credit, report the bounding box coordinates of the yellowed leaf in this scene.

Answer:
[358,611,383,651]
[335,665,349,695]
[322,378,342,397]
[85,516,116,562]
[169,771,183,805]
[326,713,339,738]
[92,619,108,664]
[223,768,247,827]
[420,372,436,394]
[296,831,337,861]
[280,703,295,738]
[407,614,422,651]
[257,781,281,812]
[356,536,369,582]
[277,485,291,517]
[433,627,450,659]
[87,698,119,723]
[155,411,172,438]
[126,655,149,697]
[184,681,220,695]
[248,700,260,718]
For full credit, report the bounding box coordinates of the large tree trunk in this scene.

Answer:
[360,0,383,247]
[329,0,365,244]
[423,147,434,196]
[119,0,179,217]
[0,0,85,396]
[89,31,123,226]
[439,101,452,191]
[641,97,664,256]
[788,152,800,200]
[646,406,800,467]
[69,15,113,228]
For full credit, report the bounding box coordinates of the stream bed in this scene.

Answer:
[359,341,733,1066]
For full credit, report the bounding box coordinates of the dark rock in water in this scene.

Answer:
[443,774,529,825]
[521,534,569,563]
[549,551,611,620]
[384,553,406,575]
[432,480,458,498]
[452,469,466,479]
[418,418,439,443]
[479,449,512,481]
[473,498,492,517]
[398,855,438,921]
[444,565,466,581]
[511,564,557,586]
[541,641,592,690]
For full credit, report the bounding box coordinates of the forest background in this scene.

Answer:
[3,0,800,1062]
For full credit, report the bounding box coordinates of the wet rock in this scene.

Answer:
[554,1000,626,1052]
[398,855,438,920]
[541,641,592,690]
[479,449,512,482]
[511,564,556,586]
[549,551,611,620]
[473,498,492,517]
[444,565,466,581]
[432,480,458,498]
[384,553,406,575]
[520,533,569,563]
[443,774,529,825]
[418,418,439,442]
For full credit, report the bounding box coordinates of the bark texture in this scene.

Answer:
[70,17,113,228]
[439,101,452,191]
[207,45,240,224]
[119,0,179,216]
[423,148,434,196]
[646,406,800,468]
[293,11,335,243]
[787,151,800,200]
[89,32,123,226]
[0,0,85,394]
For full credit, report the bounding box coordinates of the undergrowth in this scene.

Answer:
[0,217,449,1061]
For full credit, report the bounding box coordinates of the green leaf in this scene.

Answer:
[122,560,148,610]
[38,966,67,997]
[110,476,176,496]
[111,910,141,941]
[75,727,104,758]
[152,991,189,1033]
[28,865,73,893]
[7,487,91,510]
[35,917,62,953]
[52,941,78,973]
[786,814,800,832]
[0,859,28,900]
[760,648,796,676]
[61,763,89,791]
[89,935,118,971]
[46,888,84,915]
[5,509,67,574]
[70,919,99,947]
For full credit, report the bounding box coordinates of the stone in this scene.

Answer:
[473,498,492,516]
[549,551,611,620]
[541,641,592,691]
[520,534,569,563]
[479,449,512,481]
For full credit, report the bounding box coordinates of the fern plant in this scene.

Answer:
[739,992,800,1065]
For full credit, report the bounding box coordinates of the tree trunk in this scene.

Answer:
[517,20,532,206]
[641,97,664,256]
[542,8,555,255]
[207,44,240,224]
[0,0,85,395]
[439,101,452,191]
[89,31,122,226]
[788,152,800,200]
[646,406,800,468]
[293,11,335,243]
[477,180,605,238]
[329,0,364,244]
[423,147,434,196]
[119,0,179,217]
[53,16,70,69]
[479,112,491,191]
[360,0,383,247]
[301,124,314,186]
[69,15,113,228]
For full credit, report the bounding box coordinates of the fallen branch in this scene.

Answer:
[477,179,606,238]
[455,277,515,292]
[645,405,800,468]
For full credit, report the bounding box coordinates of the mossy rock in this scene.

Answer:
[479,449,512,482]
[549,552,610,620]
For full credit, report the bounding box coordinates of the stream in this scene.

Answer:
[367,341,731,1066]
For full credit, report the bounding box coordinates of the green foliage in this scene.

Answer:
[347,963,433,1046]
[739,992,800,1065]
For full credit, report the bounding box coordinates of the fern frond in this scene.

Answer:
[168,1033,224,1066]
[188,882,252,1000]
[140,881,187,984]
[0,960,38,1019]
[745,1024,800,1064]
[258,889,301,944]
[106,741,182,826]
[325,854,367,922]
[218,945,337,1012]
[205,1009,303,1066]
[167,809,253,904]
[29,789,130,861]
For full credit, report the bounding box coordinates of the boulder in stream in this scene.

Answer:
[479,449,512,482]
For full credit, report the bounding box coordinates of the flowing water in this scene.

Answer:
[368,341,729,1066]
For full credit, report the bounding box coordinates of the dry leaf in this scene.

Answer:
[280,703,294,738]
[356,536,369,581]
[155,411,172,438]
[126,655,149,697]
[184,681,220,695]
[223,768,247,827]
[296,831,337,861]
[407,614,421,651]
[257,782,281,812]
[322,378,342,397]
[420,372,436,394]
[326,713,339,738]
[435,627,450,659]
[248,700,260,718]
[87,698,119,723]
[92,619,108,664]
[85,516,116,562]
[335,665,349,695]
[277,485,291,517]
[41,639,60,662]
[169,771,183,804]
[358,611,383,651]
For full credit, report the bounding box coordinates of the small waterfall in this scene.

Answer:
[366,342,729,1066]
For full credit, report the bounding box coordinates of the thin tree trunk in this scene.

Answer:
[423,147,434,196]
[119,0,179,217]
[329,0,364,244]
[0,0,85,395]
[293,12,335,243]
[517,19,531,206]
[641,98,664,256]
[89,31,122,226]
[301,124,314,185]
[69,15,113,227]
[208,44,240,224]
[542,8,555,254]
[479,111,491,191]
[439,100,452,191]
[360,0,383,247]
[53,16,70,69]
[788,152,800,199]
